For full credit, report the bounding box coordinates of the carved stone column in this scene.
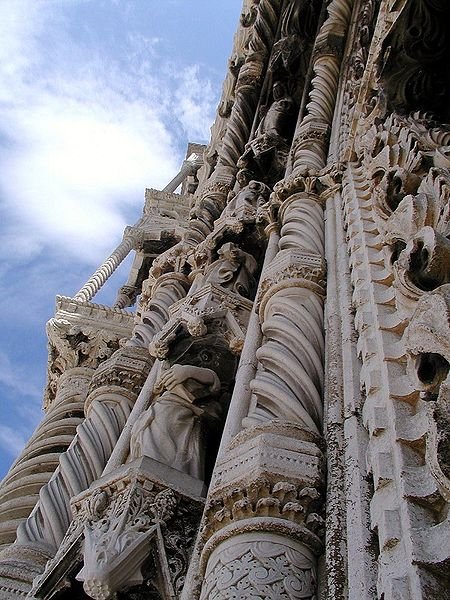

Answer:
[0,347,152,599]
[74,228,138,303]
[194,1,354,597]
[0,301,130,556]
[128,272,190,349]
[198,423,324,600]
[0,368,91,552]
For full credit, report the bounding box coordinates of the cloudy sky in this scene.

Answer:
[0,0,243,477]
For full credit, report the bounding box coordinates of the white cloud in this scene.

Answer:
[0,0,218,266]
[0,0,222,475]
[174,65,216,141]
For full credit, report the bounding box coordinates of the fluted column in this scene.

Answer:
[0,367,91,552]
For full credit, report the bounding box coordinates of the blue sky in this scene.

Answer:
[0,0,243,477]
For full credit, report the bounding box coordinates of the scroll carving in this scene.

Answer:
[200,536,317,600]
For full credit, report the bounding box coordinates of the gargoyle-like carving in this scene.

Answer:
[396,227,450,293]
[404,285,450,500]
[75,469,204,600]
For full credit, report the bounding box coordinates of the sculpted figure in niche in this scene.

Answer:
[224,179,271,220]
[239,81,295,182]
[203,242,258,298]
[254,81,295,141]
[130,363,221,480]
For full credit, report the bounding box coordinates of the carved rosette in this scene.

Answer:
[87,346,153,408]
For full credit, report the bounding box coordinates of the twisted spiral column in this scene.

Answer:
[0,368,91,551]
[247,191,326,431]
[218,0,282,171]
[0,347,152,598]
[128,273,190,348]
[74,231,136,303]
[198,3,354,597]
[291,0,353,174]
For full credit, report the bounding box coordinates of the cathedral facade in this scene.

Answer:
[0,0,449,598]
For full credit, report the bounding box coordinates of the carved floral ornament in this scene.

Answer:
[44,318,124,407]
[73,474,204,600]
[199,534,317,600]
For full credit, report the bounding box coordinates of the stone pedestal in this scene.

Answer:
[194,422,324,600]
[32,457,205,600]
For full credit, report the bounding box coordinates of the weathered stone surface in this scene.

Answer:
[1,1,449,599]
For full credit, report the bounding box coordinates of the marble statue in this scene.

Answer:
[224,179,270,219]
[203,242,258,298]
[130,364,221,480]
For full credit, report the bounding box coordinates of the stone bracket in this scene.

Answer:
[149,284,254,358]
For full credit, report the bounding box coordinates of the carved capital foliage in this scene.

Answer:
[198,422,324,600]
[76,465,203,599]
[273,170,324,204]
[202,423,324,548]
[34,460,205,600]
[45,318,124,409]
[88,346,153,404]
[257,250,326,312]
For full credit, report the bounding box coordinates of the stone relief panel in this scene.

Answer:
[200,534,317,600]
